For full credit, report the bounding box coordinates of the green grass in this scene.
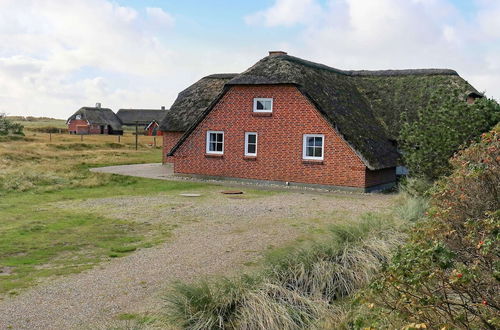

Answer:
[10,118,67,129]
[0,177,208,296]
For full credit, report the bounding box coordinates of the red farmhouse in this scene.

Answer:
[67,104,123,135]
[160,52,481,192]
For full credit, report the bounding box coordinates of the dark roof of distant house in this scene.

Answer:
[167,54,480,170]
[116,109,167,125]
[67,107,122,130]
[159,74,238,132]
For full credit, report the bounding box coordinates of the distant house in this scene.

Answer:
[67,104,123,135]
[116,108,167,136]
[162,51,481,191]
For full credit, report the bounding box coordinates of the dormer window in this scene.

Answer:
[75,115,81,120]
[253,98,273,113]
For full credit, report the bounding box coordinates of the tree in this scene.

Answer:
[399,92,499,181]
[0,113,24,136]
[371,125,500,329]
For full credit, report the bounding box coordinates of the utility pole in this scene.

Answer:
[135,121,138,150]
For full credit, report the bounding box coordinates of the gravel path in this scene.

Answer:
[0,181,394,329]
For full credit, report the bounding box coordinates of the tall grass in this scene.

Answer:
[165,214,406,329]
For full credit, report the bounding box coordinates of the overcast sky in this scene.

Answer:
[1,0,499,119]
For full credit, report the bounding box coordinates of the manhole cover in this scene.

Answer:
[221,190,244,195]
[180,193,202,197]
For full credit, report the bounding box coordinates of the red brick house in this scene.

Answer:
[67,104,123,135]
[160,52,481,192]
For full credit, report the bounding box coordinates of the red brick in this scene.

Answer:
[168,85,395,188]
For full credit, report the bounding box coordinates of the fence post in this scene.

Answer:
[49,133,52,142]
[154,137,156,148]
[135,122,138,150]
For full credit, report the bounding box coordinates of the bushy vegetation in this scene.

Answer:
[165,214,406,329]
[368,125,500,329]
[400,93,499,181]
[0,113,24,136]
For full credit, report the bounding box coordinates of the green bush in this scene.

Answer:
[369,125,500,329]
[0,113,24,136]
[400,93,499,181]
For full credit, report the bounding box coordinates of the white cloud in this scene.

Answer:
[245,0,322,27]
[0,0,179,118]
[246,0,500,101]
[146,7,175,27]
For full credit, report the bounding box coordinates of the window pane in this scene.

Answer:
[256,101,264,110]
[216,133,223,142]
[306,146,315,157]
[247,144,256,154]
[314,137,323,147]
[307,137,315,147]
[248,134,256,143]
[314,147,322,157]
[216,142,223,152]
[209,142,216,151]
[264,100,272,110]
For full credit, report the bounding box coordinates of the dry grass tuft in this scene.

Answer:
[165,214,406,329]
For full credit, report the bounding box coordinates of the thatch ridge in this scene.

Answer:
[271,54,459,77]
[67,107,122,130]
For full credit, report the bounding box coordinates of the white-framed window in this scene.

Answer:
[244,132,258,156]
[303,134,324,160]
[75,115,81,120]
[253,98,273,112]
[206,131,224,154]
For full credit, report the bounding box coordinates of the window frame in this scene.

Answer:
[206,130,224,155]
[253,98,273,113]
[244,132,258,156]
[302,134,325,161]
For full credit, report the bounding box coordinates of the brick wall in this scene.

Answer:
[68,119,89,134]
[172,85,396,188]
[162,131,184,163]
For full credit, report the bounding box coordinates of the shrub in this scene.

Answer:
[400,93,499,181]
[370,125,500,329]
[0,113,24,136]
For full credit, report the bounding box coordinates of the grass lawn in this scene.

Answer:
[0,131,205,296]
[0,178,209,296]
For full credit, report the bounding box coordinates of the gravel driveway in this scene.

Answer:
[0,169,394,329]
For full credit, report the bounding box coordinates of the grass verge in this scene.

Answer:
[0,177,208,297]
[164,212,406,329]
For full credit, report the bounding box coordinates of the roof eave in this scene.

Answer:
[168,86,231,156]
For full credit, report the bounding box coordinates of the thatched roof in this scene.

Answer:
[67,107,122,130]
[159,74,237,132]
[116,109,167,126]
[350,74,480,139]
[167,54,479,170]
